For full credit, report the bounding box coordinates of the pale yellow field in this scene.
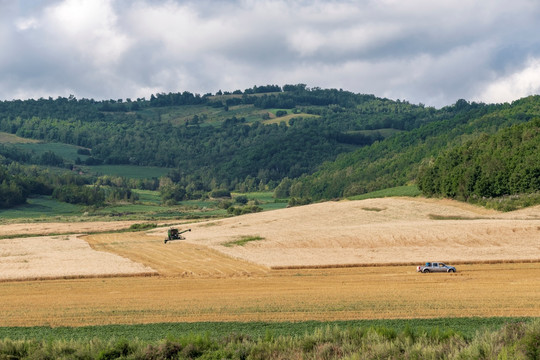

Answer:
[153,197,540,268]
[0,197,539,327]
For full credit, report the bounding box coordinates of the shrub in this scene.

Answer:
[234,195,248,204]
[288,197,312,207]
[227,205,262,215]
[210,189,231,198]
[129,223,157,231]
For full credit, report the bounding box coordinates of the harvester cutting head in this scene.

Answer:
[164,228,191,243]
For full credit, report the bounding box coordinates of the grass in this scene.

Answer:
[231,191,289,212]
[0,195,84,221]
[13,142,87,162]
[362,207,386,212]
[0,317,534,342]
[0,318,538,359]
[0,186,386,223]
[263,112,320,125]
[428,214,487,220]
[348,185,421,200]
[0,191,229,222]
[0,131,39,144]
[132,189,162,204]
[222,235,264,247]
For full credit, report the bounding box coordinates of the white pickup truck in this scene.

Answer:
[417,262,456,273]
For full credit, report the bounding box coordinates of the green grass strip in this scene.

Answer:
[222,235,264,247]
[0,317,535,342]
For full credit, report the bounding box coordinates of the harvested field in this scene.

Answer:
[1,197,539,279]
[0,221,149,237]
[153,198,540,268]
[84,232,269,277]
[1,263,539,327]
[0,197,539,327]
[0,235,156,281]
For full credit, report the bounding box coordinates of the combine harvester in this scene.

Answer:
[164,228,191,244]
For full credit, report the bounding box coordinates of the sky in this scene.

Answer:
[1,0,540,107]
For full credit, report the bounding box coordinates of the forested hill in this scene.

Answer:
[1,85,539,210]
[287,96,540,203]
[0,85,443,206]
[417,117,540,203]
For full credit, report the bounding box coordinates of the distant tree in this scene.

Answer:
[234,195,248,204]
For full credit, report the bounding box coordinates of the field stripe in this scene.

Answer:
[84,232,269,277]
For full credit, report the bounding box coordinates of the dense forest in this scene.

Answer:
[287,96,540,204]
[417,118,540,201]
[1,86,539,209]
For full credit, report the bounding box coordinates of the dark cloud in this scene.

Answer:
[1,0,539,107]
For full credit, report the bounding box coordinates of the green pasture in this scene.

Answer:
[0,186,421,223]
[0,191,287,223]
[13,142,87,162]
[0,196,83,221]
[133,189,162,204]
[0,317,534,342]
[232,191,288,211]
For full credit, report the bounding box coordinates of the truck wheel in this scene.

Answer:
[448,269,455,273]
[423,269,430,273]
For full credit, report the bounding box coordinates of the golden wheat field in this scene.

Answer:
[0,197,539,327]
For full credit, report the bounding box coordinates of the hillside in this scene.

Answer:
[289,96,540,201]
[418,117,540,204]
[1,87,540,212]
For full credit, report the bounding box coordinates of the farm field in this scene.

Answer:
[1,263,539,327]
[0,197,539,327]
[159,197,540,268]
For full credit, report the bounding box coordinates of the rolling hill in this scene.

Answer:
[1,86,539,212]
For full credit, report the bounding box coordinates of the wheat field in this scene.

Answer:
[0,197,539,326]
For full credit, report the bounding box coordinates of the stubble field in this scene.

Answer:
[0,197,539,327]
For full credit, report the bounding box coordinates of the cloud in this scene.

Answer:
[41,0,130,66]
[1,0,539,106]
[475,57,540,104]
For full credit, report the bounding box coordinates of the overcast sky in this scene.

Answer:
[1,0,539,107]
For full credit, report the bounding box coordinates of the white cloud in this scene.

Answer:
[1,0,540,106]
[475,58,540,104]
[40,0,131,65]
